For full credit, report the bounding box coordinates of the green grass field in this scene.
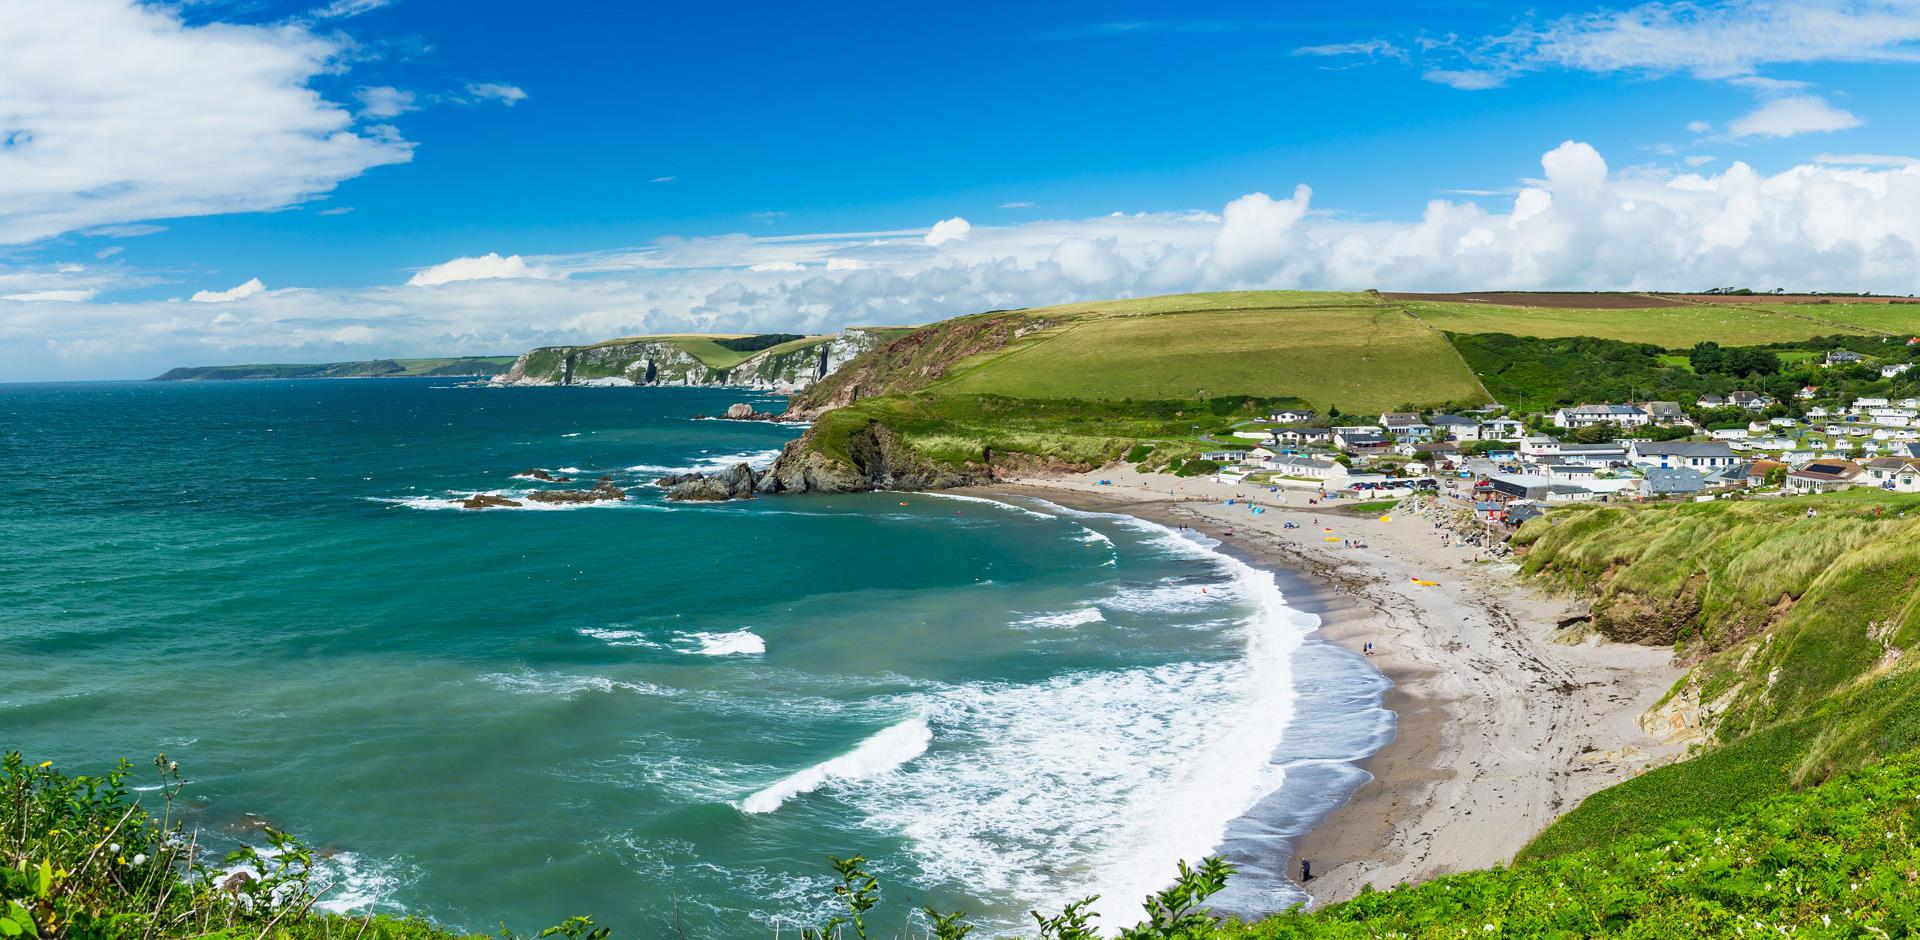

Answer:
[933,305,1490,412]
[1398,300,1880,346]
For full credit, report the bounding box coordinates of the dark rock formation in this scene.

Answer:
[513,468,573,482]
[525,475,628,505]
[460,493,524,510]
[660,421,985,501]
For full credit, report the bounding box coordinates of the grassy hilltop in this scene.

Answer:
[154,357,517,382]
[779,288,1917,475]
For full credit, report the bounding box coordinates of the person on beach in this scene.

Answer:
[1300,859,1312,882]
[1363,641,1374,656]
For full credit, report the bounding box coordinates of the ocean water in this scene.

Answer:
[0,379,1391,937]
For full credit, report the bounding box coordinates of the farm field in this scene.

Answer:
[1397,299,1879,346]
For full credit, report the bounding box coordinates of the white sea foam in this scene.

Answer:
[677,629,766,656]
[1101,578,1234,613]
[626,447,787,476]
[1012,607,1105,630]
[558,466,584,474]
[478,670,674,698]
[561,432,581,437]
[367,491,663,512]
[916,491,1057,520]
[739,718,932,814]
[577,626,661,648]
[837,505,1316,929]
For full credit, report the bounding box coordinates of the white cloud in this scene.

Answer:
[3,289,96,302]
[1685,155,1718,166]
[312,0,392,19]
[191,278,266,303]
[1815,152,1920,166]
[925,217,972,246]
[16,140,1920,380]
[0,0,412,246]
[407,252,551,287]
[999,201,1036,209]
[317,206,355,216]
[465,82,527,106]
[1687,120,1714,134]
[355,86,417,119]
[651,176,676,183]
[1728,94,1862,137]
[1422,68,1507,90]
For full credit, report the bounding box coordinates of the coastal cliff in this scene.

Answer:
[492,329,887,389]
[660,420,989,500]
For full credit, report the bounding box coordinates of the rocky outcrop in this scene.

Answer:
[525,476,629,504]
[461,493,524,510]
[492,329,886,390]
[513,468,572,482]
[659,421,986,501]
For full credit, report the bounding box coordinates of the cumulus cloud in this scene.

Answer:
[190,278,266,303]
[1728,95,1863,137]
[15,140,1920,380]
[0,0,412,245]
[925,217,972,246]
[464,82,528,106]
[407,253,551,287]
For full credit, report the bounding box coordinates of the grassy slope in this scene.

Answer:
[1238,749,1920,938]
[1509,490,1920,858]
[936,305,1488,410]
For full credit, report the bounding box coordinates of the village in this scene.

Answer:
[1196,346,1920,531]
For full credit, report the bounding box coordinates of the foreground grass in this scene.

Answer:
[12,746,1920,940]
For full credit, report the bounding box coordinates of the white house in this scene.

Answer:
[1883,363,1913,379]
[1627,440,1739,471]
[1787,459,1864,493]
[1863,457,1920,492]
[1269,409,1316,424]
[1552,404,1649,429]
[1709,428,1749,441]
[1264,455,1348,480]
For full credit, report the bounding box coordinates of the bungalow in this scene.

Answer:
[1727,391,1773,410]
[1787,459,1864,493]
[1636,401,1689,426]
[1864,456,1920,492]
[1808,405,1834,419]
[1639,467,1708,499]
[1853,397,1891,410]
[1627,440,1739,470]
[1334,428,1391,452]
[1545,464,1600,481]
[1201,450,1251,464]
[1378,413,1435,442]
[1264,454,1348,481]
[1552,403,1649,429]
[1269,409,1316,424]
[1697,393,1726,408]
[1483,474,1595,502]
[1737,459,1787,488]
[1798,386,1821,400]
[1378,412,1422,430]
[1479,417,1528,441]
[1883,363,1914,379]
[1272,427,1333,445]
[1429,414,1480,440]
[1550,441,1629,467]
[1503,503,1548,527]
[1827,349,1866,366]
[1709,427,1750,441]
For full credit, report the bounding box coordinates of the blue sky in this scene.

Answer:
[6,0,1920,378]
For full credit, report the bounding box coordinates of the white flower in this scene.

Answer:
[131,853,147,866]
[110,842,121,853]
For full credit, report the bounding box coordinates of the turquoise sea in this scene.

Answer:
[0,379,1391,937]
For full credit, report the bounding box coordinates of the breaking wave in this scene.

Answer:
[739,718,932,814]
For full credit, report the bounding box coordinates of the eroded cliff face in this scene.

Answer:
[492,329,884,389]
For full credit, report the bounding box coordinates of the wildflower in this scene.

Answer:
[110,842,120,853]
[131,854,147,866]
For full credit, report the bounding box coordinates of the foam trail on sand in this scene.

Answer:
[740,718,932,814]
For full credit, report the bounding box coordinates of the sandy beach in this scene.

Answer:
[978,467,1684,908]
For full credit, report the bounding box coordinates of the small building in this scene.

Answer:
[1263,454,1348,481]
[1883,363,1913,379]
[1826,349,1865,366]
[1272,427,1332,445]
[1202,450,1251,464]
[1334,429,1391,452]
[1429,414,1480,440]
[1862,456,1920,492]
[1697,393,1726,408]
[1787,459,1864,493]
[1636,401,1689,425]
[1727,391,1773,410]
[1627,440,1738,470]
[1798,386,1821,400]
[1269,409,1316,424]
[1737,459,1787,488]
[1552,441,1630,467]
[1638,467,1708,499]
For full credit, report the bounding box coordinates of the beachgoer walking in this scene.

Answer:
[1300,859,1312,882]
